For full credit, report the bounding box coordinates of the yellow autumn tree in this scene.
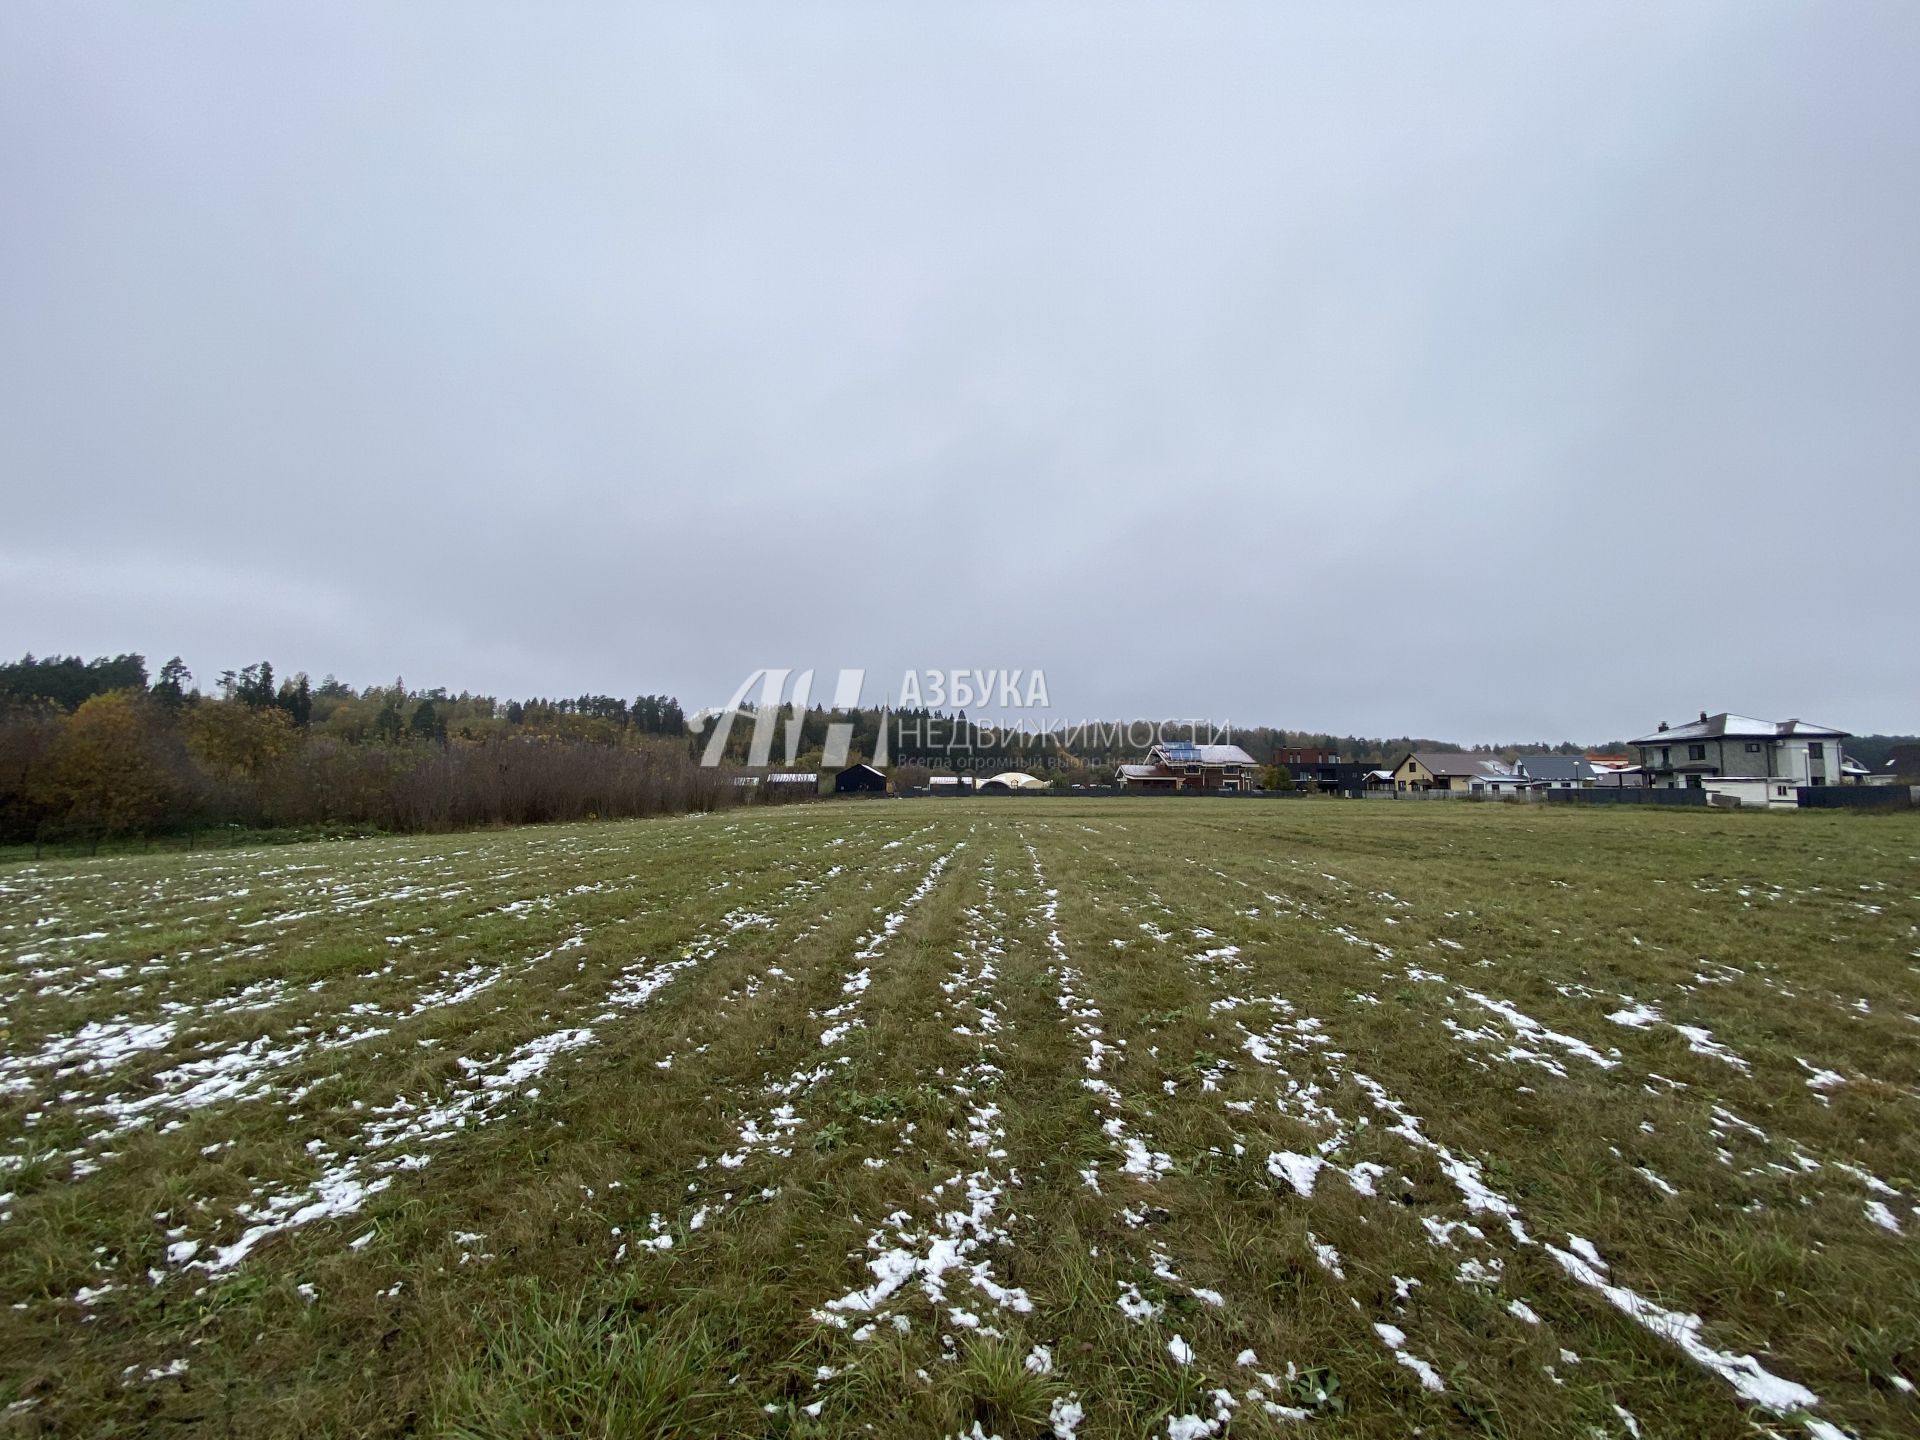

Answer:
[183,701,300,779]
[31,691,170,835]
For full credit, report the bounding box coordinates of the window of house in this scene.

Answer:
[1808,742,1824,759]
[1776,785,1788,797]
[1185,764,1200,775]
[1660,747,1670,766]
[1688,744,1706,761]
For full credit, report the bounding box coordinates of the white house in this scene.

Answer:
[1514,755,1598,790]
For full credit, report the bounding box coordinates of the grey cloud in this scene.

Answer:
[2,2,1915,738]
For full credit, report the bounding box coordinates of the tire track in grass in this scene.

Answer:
[1021,829,1311,1436]
[1208,838,1920,1246]
[1067,833,1858,1440]
[5,925,605,1186]
[1097,878,1409,1423]
[138,834,883,1281]
[1120,838,1860,1440]
[564,828,960,1284]
[1,818,744,1093]
[1385,937,1918,1233]
[694,835,959,1183]
[807,846,1077,1429]
[20,814,931,1407]
[570,829,997,1425]
[4,910,651,1180]
[1236,960,1835,1436]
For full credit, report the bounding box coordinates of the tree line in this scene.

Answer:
[12,648,1803,845]
[0,654,729,846]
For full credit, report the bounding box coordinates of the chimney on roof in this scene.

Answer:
[1657,721,1668,732]
[1699,710,1708,723]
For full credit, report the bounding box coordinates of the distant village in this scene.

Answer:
[750,712,1917,811]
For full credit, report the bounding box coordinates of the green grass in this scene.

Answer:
[1,800,1916,1438]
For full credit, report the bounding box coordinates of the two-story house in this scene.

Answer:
[1294,762,1380,797]
[1117,741,1260,791]
[1628,712,1848,804]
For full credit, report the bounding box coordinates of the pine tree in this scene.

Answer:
[151,657,193,711]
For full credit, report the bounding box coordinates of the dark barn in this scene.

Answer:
[834,763,890,795]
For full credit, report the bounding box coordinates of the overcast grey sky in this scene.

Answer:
[2,3,1915,741]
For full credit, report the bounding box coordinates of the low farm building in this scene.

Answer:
[979,771,1048,792]
[834,763,890,795]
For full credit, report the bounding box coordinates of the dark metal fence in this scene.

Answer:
[1796,785,1915,810]
[1545,787,1708,806]
[896,786,1309,799]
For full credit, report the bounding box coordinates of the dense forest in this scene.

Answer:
[0,654,731,845]
[4,652,1908,846]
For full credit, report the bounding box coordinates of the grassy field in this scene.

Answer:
[1,799,1916,1439]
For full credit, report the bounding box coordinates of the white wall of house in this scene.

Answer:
[1703,776,1800,809]
[1773,737,1839,786]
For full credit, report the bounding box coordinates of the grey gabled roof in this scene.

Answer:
[1629,712,1848,745]
[1514,755,1594,782]
[1405,752,1515,778]
[1150,742,1257,767]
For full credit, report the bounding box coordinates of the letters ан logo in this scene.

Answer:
[696,669,878,769]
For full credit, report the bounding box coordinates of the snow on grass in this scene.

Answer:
[1373,1322,1446,1392]
[188,1022,599,1273]
[1460,990,1618,1070]
[0,1017,178,1096]
[717,844,961,1172]
[6,804,1912,1437]
[1542,1238,1820,1414]
[1265,1150,1324,1197]
[814,850,1037,1340]
[153,919,755,1279]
